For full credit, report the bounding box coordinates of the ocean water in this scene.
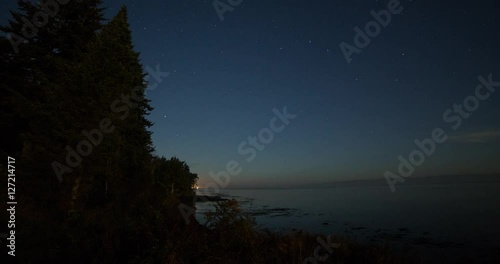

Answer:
[195,176,500,261]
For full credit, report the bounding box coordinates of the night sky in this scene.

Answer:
[2,0,499,188]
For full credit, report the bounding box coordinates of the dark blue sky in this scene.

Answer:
[2,0,499,188]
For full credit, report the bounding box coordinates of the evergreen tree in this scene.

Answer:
[152,156,199,196]
[1,3,198,263]
[0,1,106,262]
[0,0,105,174]
[48,7,158,262]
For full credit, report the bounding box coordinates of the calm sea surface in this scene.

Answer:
[196,177,500,261]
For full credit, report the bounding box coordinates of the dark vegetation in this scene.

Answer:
[0,1,422,263]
